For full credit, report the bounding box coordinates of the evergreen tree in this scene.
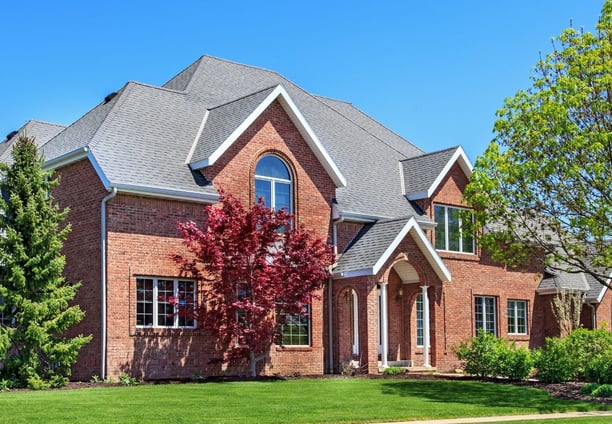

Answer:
[0,135,91,389]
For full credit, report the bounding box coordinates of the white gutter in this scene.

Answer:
[100,187,117,379]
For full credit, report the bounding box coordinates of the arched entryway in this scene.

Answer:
[336,287,360,367]
[379,260,432,369]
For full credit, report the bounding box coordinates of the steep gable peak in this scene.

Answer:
[188,84,347,188]
[402,146,472,201]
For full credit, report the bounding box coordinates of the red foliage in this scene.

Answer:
[172,190,334,373]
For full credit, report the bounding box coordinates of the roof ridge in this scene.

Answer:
[400,145,460,162]
[207,85,279,111]
[316,96,424,159]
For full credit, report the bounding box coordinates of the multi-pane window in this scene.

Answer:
[434,205,474,253]
[136,277,196,328]
[508,300,527,335]
[475,296,496,335]
[278,305,310,346]
[416,294,424,347]
[255,155,292,212]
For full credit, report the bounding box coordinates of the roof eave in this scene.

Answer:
[112,183,219,204]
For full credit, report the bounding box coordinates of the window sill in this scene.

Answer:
[133,327,197,336]
[275,346,313,352]
[437,250,480,261]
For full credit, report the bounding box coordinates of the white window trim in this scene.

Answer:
[434,204,475,254]
[416,293,424,347]
[255,155,293,213]
[475,295,497,336]
[278,305,311,347]
[136,277,197,329]
[508,299,528,335]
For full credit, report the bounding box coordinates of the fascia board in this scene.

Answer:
[275,87,346,188]
[597,276,611,302]
[332,267,375,279]
[371,218,452,282]
[409,224,452,282]
[44,148,112,191]
[339,210,393,223]
[192,85,347,188]
[112,183,219,204]
[43,146,90,171]
[406,146,473,201]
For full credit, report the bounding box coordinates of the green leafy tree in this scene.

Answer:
[0,136,91,389]
[464,1,612,288]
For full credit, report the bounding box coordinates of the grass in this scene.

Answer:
[0,378,610,423]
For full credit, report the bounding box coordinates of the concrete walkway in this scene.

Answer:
[375,410,612,423]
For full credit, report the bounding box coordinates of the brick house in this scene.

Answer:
[2,56,610,380]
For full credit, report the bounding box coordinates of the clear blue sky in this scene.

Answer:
[1,0,604,162]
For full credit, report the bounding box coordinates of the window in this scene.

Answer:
[136,277,196,328]
[255,155,292,212]
[415,294,424,347]
[278,305,310,346]
[434,205,474,253]
[508,300,527,335]
[475,296,496,335]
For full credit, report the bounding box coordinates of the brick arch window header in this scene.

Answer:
[255,155,293,213]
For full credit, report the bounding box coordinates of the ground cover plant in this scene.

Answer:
[0,377,610,423]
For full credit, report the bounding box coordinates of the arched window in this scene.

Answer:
[255,155,292,212]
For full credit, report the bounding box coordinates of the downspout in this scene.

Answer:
[100,187,117,379]
[328,216,344,373]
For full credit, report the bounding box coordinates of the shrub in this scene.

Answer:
[453,330,533,380]
[584,350,612,384]
[592,384,612,397]
[497,343,534,381]
[565,328,612,378]
[382,367,405,376]
[534,337,578,383]
[119,372,139,386]
[580,383,612,398]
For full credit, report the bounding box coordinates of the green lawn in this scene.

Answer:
[0,378,609,423]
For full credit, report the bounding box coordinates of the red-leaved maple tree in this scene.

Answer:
[172,190,334,377]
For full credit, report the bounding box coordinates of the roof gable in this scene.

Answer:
[402,146,472,200]
[188,84,346,188]
[333,217,451,283]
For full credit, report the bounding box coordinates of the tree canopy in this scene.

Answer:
[0,136,91,389]
[464,1,612,288]
[173,190,334,377]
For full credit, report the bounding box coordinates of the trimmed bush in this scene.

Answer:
[565,328,612,379]
[453,330,533,381]
[584,350,612,384]
[533,337,578,383]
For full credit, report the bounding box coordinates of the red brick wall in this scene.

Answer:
[53,160,108,381]
[205,100,335,237]
[425,160,547,371]
[101,101,334,379]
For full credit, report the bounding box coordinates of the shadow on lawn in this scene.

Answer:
[379,379,602,414]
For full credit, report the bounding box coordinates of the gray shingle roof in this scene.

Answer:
[0,120,66,165]
[401,147,458,197]
[335,218,411,275]
[538,269,590,292]
[35,55,432,217]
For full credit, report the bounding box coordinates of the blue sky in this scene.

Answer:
[1,0,604,162]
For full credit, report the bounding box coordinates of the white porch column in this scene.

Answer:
[421,285,431,368]
[380,281,389,368]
